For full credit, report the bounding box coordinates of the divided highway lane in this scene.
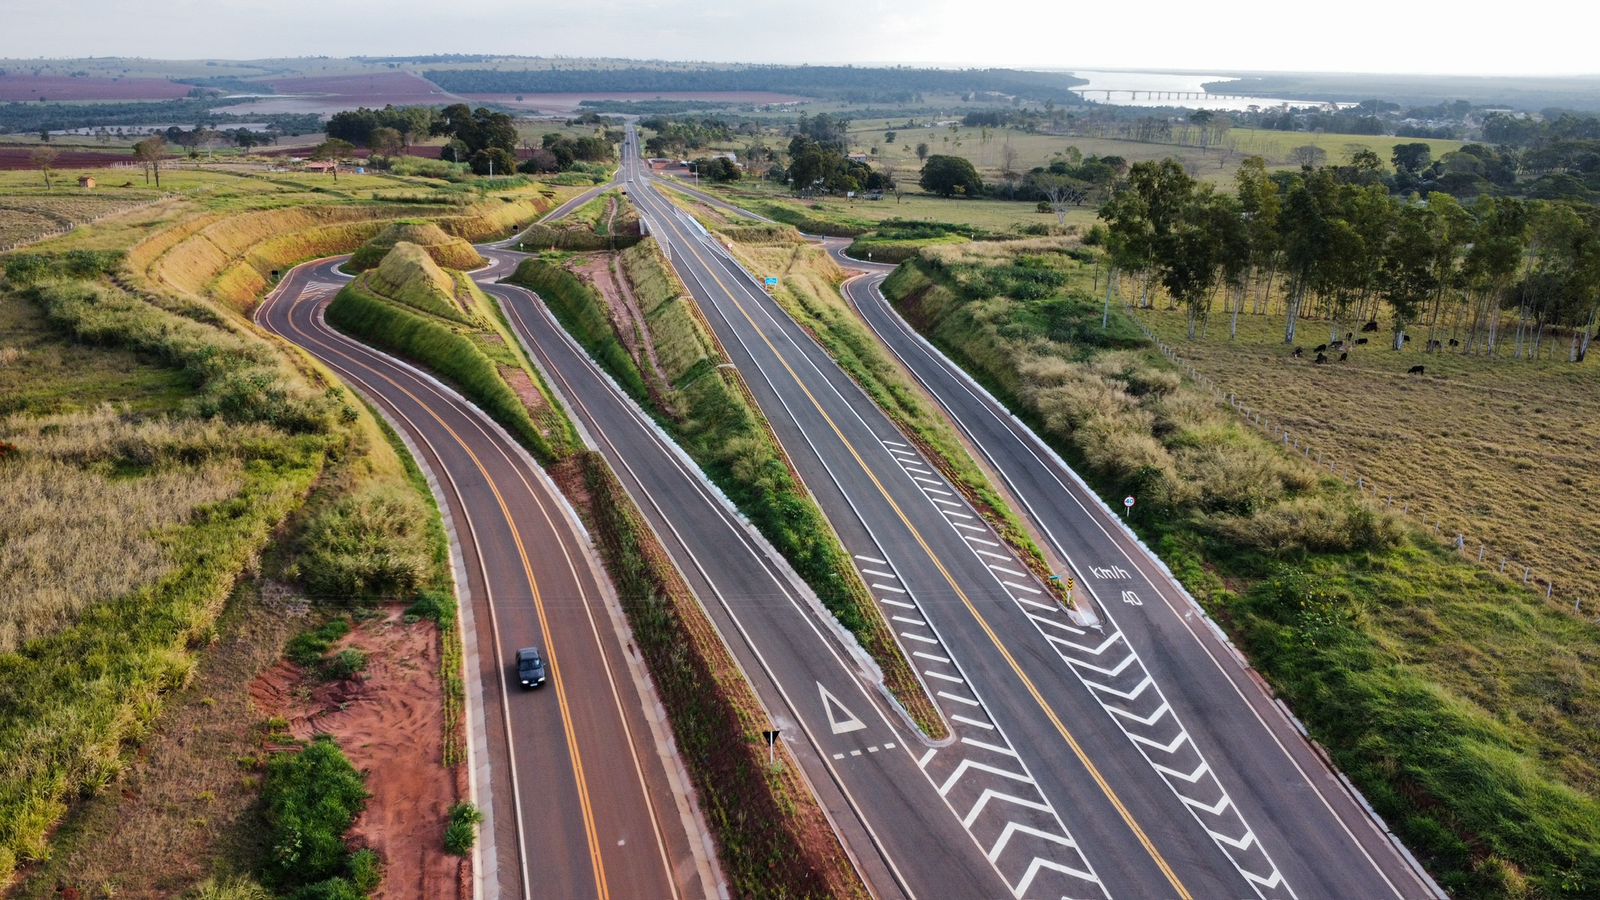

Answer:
[832,245,1441,899]
[255,258,711,900]
[624,138,1272,899]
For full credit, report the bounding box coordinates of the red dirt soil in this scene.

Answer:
[0,74,195,101]
[0,146,140,170]
[250,608,467,898]
[264,71,455,104]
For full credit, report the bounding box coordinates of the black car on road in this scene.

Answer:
[516,647,547,689]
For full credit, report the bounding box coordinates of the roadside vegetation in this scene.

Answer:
[0,159,561,892]
[884,238,1600,897]
[515,189,642,251]
[506,240,944,736]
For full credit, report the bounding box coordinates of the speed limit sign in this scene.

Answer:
[1122,496,1135,517]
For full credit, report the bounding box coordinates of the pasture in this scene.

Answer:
[1137,303,1600,600]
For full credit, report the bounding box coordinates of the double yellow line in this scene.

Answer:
[275,286,614,899]
[648,189,1194,899]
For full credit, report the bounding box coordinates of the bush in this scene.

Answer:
[2,249,124,285]
[260,738,368,889]
[442,801,483,855]
[322,649,369,681]
[346,848,382,892]
[406,588,456,625]
[297,483,434,603]
[188,876,275,900]
[504,259,649,401]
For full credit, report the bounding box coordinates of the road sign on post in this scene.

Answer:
[762,728,781,767]
[1123,496,1135,517]
[764,277,780,291]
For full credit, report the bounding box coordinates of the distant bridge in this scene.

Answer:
[1071,88,1251,102]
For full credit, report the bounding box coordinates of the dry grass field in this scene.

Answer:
[1138,304,1600,604]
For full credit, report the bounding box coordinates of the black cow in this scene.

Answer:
[1355,337,1369,345]
[1315,353,1329,364]
[1314,343,1327,353]
[1408,365,1425,375]
[1291,346,1303,358]
[1339,351,1349,361]
[1448,338,1460,347]
[1361,320,1379,332]
[1330,340,1345,350]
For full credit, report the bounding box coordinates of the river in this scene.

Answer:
[1065,69,1349,111]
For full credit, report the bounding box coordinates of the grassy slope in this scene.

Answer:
[883,244,1600,899]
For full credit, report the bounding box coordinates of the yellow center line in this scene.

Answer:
[278,290,612,899]
[650,189,1194,900]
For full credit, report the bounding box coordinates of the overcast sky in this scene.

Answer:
[2,0,1594,77]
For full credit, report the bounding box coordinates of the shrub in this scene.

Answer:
[346,848,382,892]
[260,737,368,889]
[322,649,369,681]
[188,876,275,900]
[406,588,456,626]
[297,483,434,603]
[442,801,483,856]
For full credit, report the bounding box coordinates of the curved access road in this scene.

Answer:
[255,257,714,900]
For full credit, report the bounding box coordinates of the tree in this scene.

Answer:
[1380,204,1440,349]
[369,126,403,164]
[919,155,983,197]
[38,128,50,143]
[1036,173,1081,225]
[884,130,896,144]
[915,141,930,163]
[1291,144,1328,168]
[310,138,355,181]
[29,146,58,190]
[133,136,167,188]
[469,146,516,177]
[1391,142,1432,176]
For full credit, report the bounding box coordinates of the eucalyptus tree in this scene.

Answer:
[1379,203,1440,350]
[1460,196,1529,355]
[1234,156,1281,323]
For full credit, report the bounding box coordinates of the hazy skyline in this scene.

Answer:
[1,0,1595,77]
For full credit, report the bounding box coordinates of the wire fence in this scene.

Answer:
[1123,302,1598,625]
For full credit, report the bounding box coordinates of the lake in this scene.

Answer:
[1066,69,1349,111]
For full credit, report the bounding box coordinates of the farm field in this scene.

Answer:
[469,91,809,114]
[847,120,1465,183]
[0,73,196,102]
[688,176,1088,234]
[0,190,165,249]
[1138,303,1600,603]
[214,71,460,116]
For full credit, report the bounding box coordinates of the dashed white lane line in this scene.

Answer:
[943,510,976,520]
[989,563,1028,578]
[1003,580,1043,595]
[892,614,928,627]
[854,554,888,565]
[924,486,954,496]
[912,476,943,486]
[913,650,951,664]
[964,535,1001,548]
[1027,613,1084,635]
[1015,595,1059,612]
[861,568,896,579]
[938,691,980,707]
[951,521,987,533]
[925,670,965,684]
[874,582,908,593]
[929,496,963,508]
[952,714,994,730]
[973,548,1009,561]
[881,597,916,609]
[901,632,939,645]
[882,438,909,448]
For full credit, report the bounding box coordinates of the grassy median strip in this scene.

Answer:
[705,218,1070,603]
[884,242,1600,898]
[506,246,945,737]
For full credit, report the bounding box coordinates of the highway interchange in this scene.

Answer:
[255,124,1444,899]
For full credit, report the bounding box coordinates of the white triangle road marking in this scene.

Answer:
[818,682,866,735]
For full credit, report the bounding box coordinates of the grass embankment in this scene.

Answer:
[331,243,867,895]
[703,216,1068,602]
[884,241,1600,898]
[515,190,642,251]
[346,220,486,272]
[506,248,944,736]
[326,249,575,464]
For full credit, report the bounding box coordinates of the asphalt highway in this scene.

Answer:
[255,257,711,900]
[618,125,1443,900]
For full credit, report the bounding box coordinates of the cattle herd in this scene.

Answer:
[1288,319,1443,377]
